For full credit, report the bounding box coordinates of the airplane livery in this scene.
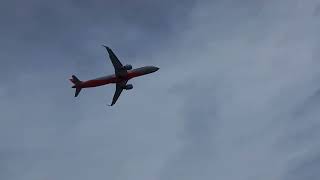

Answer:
[70,45,159,106]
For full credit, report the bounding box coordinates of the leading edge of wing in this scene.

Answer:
[108,81,127,106]
[102,45,123,74]
[108,85,123,106]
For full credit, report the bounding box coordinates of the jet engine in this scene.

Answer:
[122,64,132,70]
[123,84,133,90]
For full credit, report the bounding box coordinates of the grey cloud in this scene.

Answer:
[159,0,320,180]
[2,0,320,180]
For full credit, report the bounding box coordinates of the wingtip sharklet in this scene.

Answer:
[102,45,110,49]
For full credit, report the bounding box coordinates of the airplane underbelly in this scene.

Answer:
[82,78,116,88]
[127,71,144,79]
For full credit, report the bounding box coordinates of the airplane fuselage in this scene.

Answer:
[78,66,159,88]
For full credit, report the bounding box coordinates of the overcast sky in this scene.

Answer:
[1,0,320,180]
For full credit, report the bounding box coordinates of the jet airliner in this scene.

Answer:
[69,45,159,106]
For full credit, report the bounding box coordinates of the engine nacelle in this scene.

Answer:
[122,64,132,70]
[123,84,133,90]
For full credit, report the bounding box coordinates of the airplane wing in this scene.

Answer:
[102,45,125,76]
[109,80,127,106]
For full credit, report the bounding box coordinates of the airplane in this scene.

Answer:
[69,45,159,106]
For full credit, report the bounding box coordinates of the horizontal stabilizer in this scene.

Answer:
[74,87,82,97]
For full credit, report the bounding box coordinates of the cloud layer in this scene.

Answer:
[1,0,320,180]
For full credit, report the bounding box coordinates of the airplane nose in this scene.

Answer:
[145,66,159,74]
[151,66,160,72]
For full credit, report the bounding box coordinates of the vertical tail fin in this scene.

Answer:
[69,75,82,97]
